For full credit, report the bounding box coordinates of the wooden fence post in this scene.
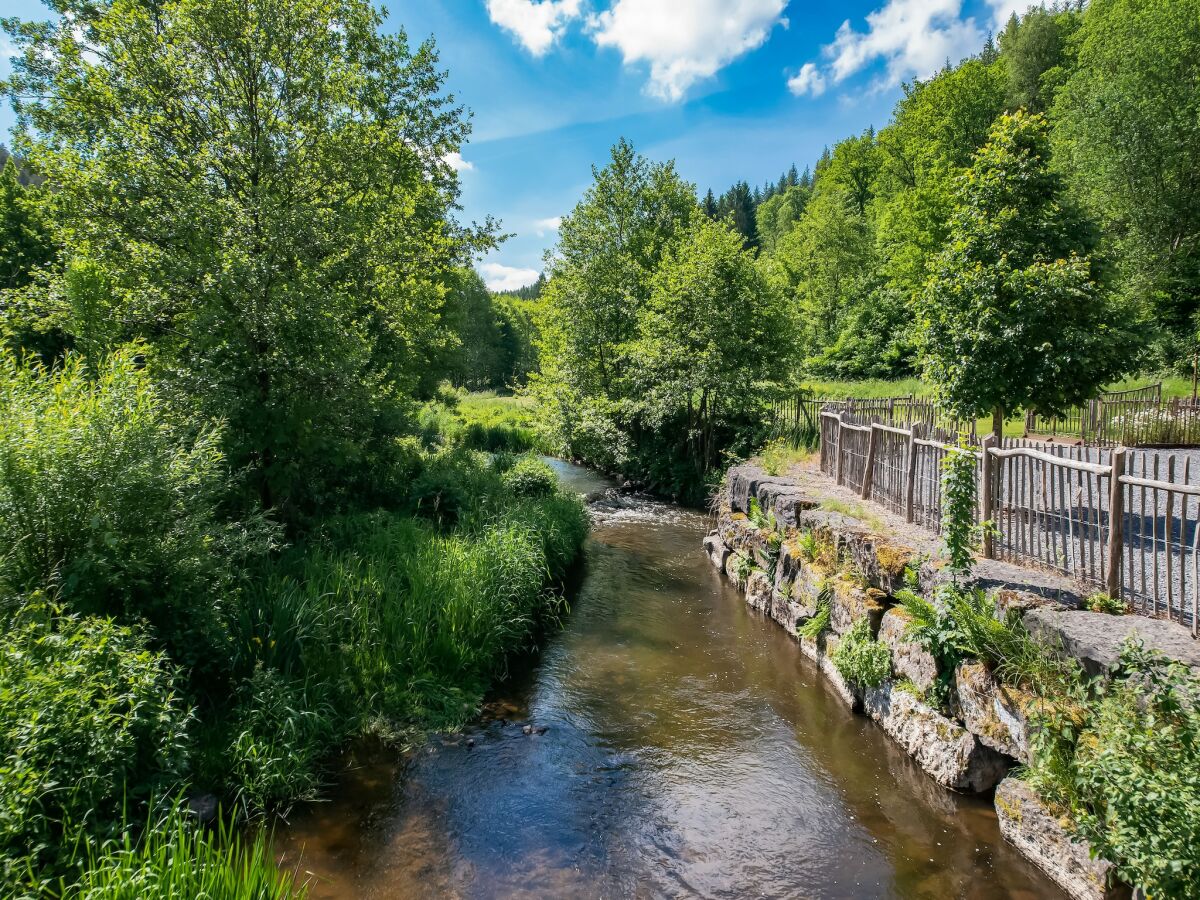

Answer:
[835,414,846,486]
[861,422,879,500]
[1107,447,1127,599]
[904,423,920,523]
[980,434,996,559]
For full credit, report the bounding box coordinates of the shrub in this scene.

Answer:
[1085,592,1127,615]
[1029,643,1200,899]
[501,456,558,498]
[0,600,191,887]
[832,618,891,688]
[407,448,504,528]
[0,349,273,680]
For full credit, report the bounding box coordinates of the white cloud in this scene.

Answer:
[480,262,542,292]
[825,0,983,88]
[486,0,583,56]
[787,62,826,97]
[590,0,788,101]
[442,151,474,172]
[986,0,1043,29]
[534,216,562,236]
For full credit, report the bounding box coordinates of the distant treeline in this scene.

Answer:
[700,0,1198,379]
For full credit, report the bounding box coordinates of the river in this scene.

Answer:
[273,460,1062,899]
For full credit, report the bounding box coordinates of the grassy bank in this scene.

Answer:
[0,356,588,898]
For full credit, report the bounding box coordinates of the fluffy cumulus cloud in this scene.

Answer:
[826,0,982,87]
[986,0,1043,28]
[590,0,789,101]
[789,0,991,99]
[787,62,826,97]
[534,216,562,236]
[442,151,474,172]
[480,262,542,292]
[485,0,583,56]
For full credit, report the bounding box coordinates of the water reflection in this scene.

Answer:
[274,461,1061,899]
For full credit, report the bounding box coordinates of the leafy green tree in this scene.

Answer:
[874,58,1008,297]
[535,139,694,403]
[636,216,792,475]
[755,184,810,254]
[821,128,880,217]
[1052,0,1200,361]
[2,0,491,518]
[769,188,874,365]
[918,111,1130,434]
[0,158,53,292]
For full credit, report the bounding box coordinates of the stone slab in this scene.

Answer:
[862,682,1009,793]
[878,607,938,693]
[994,779,1129,900]
[1024,607,1200,679]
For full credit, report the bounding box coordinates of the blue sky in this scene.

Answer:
[0,0,1030,290]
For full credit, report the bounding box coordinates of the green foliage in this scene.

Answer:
[940,442,980,577]
[226,668,335,812]
[1085,592,1127,615]
[66,803,304,900]
[0,156,54,293]
[798,584,832,640]
[502,456,558,498]
[1027,643,1200,899]
[831,618,892,689]
[1053,0,1200,361]
[918,111,1132,422]
[532,144,791,499]
[0,600,191,888]
[0,349,274,681]
[2,0,493,518]
[225,456,588,806]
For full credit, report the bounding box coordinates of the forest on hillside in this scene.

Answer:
[523,0,1199,500]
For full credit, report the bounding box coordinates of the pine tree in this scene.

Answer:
[703,188,718,219]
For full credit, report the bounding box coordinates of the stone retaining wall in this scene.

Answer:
[704,464,1158,900]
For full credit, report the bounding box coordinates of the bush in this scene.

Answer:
[1028,643,1200,899]
[502,456,558,498]
[407,448,504,528]
[0,600,191,888]
[0,349,274,681]
[831,618,891,688]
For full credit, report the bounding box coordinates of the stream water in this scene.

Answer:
[273,460,1062,899]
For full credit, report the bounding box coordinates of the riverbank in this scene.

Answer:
[269,460,1061,898]
[0,374,588,899]
[705,460,1200,899]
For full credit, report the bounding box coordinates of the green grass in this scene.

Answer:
[433,391,553,454]
[61,805,304,900]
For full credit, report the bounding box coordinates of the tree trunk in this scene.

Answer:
[992,406,1004,443]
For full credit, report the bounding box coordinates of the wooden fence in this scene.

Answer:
[819,411,1200,633]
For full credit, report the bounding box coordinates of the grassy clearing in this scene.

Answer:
[421,390,552,454]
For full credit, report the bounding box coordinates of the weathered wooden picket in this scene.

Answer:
[819,411,1200,633]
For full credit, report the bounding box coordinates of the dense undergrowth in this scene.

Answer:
[0,353,588,898]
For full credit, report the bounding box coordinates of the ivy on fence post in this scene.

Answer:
[942,438,981,579]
